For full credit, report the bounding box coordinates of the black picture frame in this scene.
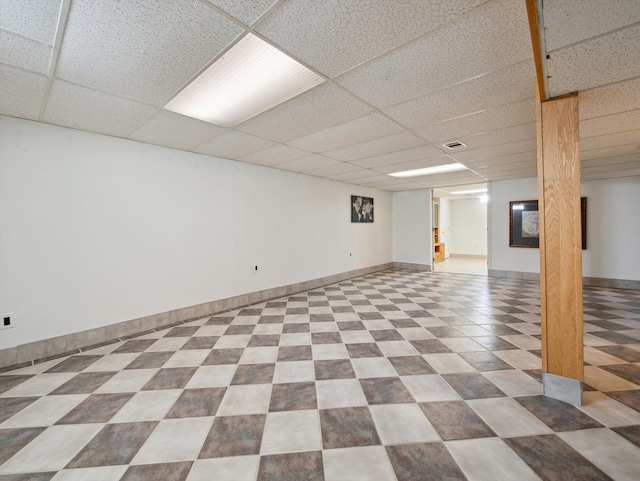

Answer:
[509,198,587,249]
[351,195,374,223]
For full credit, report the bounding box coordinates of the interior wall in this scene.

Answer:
[438,198,451,258]
[392,189,431,266]
[489,175,640,281]
[448,197,487,256]
[0,116,392,349]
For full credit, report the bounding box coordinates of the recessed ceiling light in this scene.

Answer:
[451,188,488,195]
[165,34,325,127]
[389,163,467,178]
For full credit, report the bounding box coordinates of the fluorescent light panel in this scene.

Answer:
[165,34,325,127]
[389,163,467,178]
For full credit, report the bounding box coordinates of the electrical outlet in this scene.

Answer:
[1,313,14,330]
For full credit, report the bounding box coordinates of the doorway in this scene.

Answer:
[432,183,488,275]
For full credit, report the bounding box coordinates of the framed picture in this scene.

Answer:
[351,195,374,223]
[509,198,587,249]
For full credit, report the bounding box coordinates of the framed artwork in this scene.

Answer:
[509,198,587,249]
[351,195,374,223]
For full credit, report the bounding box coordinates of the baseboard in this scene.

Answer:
[0,263,393,371]
[488,270,640,290]
[392,262,431,272]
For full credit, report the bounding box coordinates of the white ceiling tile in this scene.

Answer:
[238,144,312,166]
[55,0,243,106]
[0,0,62,45]
[543,0,640,52]
[372,182,426,192]
[129,110,228,151]
[207,0,278,26]
[478,159,537,173]
[459,123,536,150]
[329,170,382,182]
[579,78,640,121]
[485,170,537,181]
[547,24,640,98]
[0,64,48,120]
[580,162,640,177]
[43,80,156,137]
[325,131,427,162]
[464,150,537,168]
[193,130,276,159]
[273,155,340,173]
[287,113,404,153]
[581,110,640,139]
[335,0,531,108]
[304,162,363,177]
[236,83,372,143]
[384,60,535,127]
[580,130,640,152]
[581,169,640,181]
[0,30,52,74]
[449,139,537,163]
[580,144,640,160]
[352,145,443,169]
[414,98,536,143]
[256,0,486,77]
[581,154,640,169]
[407,170,487,186]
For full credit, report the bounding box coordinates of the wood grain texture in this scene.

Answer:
[526,0,547,101]
[537,92,584,381]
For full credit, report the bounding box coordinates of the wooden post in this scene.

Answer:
[537,91,584,405]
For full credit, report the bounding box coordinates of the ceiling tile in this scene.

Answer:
[459,123,536,150]
[55,0,243,106]
[463,150,537,168]
[409,170,487,186]
[580,144,640,160]
[255,0,486,77]
[579,78,640,121]
[303,162,363,177]
[273,154,341,173]
[580,162,640,177]
[581,154,640,169]
[238,144,313,166]
[543,0,640,52]
[193,130,276,159]
[324,131,426,162]
[207,0,277,26]
[129,110,228,151]
[0,65,48,120]
[449,139,537,163]
[329,170,382,182]
[581,110,640,139]
[287,113,404,152]
[580,130,640,152]
[384,60,535,127]
[335,0,531,108]
[0,0,62,45]
[236,83,372,143]
[414,98,535,143]
[352,145,443,169]
[547,24,640,98]
[43,80,156,137]
[485,170,537,181]
[0,30,52,74]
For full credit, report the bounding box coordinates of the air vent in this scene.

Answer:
[442,141,467,150]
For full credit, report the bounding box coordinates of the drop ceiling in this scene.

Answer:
[1,0,639,191]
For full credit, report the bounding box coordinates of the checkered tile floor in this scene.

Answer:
[1,269,639,480]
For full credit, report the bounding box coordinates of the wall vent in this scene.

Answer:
[442,141,467,150]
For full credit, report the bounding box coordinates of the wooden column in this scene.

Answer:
[537,92,584,405]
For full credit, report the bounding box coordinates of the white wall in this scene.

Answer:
[448,197,487,256]
[392,189,431,266]
[489,177,540,273]
[581,176,640,280]
[438,198,451,257]
[0,117,392,349]
[489,176,640,281]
